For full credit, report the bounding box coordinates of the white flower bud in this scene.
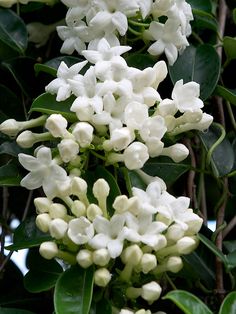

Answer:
[140,116,167,142]
[16,130,37,148]
[166,256,183,273]
[94,268,112,287]
[165,224,185,242]
[93,179,110,201]
[34,197,53,214]
[71,177,88,196]
[141,281,162,304]
[195,113,213,131]
[113,195,129,214]
[58,138,79,163]
[103,127,134,151]
[161,143,189,162]
[45,114,68,138]
[141,253,157,274]
[49,218,68,239]
[71,200,86,217]
[121,244,143,266]
[157,98,177,116]
[145,138,164,158]
[123,142,149,170]
[0,119,23,137]
[153,234,167,251]
[86,204,103,221]
[36,213,51,233]
[119,310,134,314]
[76,249,93,268]
[49,203,67,219]
[72,122,94,147]
[124,102,149,131]
[93,248,110,266]
[176,236,198,255]
[39,241,58,260]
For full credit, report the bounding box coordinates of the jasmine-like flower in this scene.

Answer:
[19,146,69,199]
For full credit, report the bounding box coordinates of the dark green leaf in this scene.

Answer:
[24,251,63,293]
[126,169,147,192]
[45,56,85,70]
[1,57,38,98]
[0,163,22,186]
[0,308,35,314]
[219,291,236,314]
[126,53,156,69]
[225,250,236,270]
[192,9,218,32]
[197,233,228,266]
[223,36,236,62]
[169,44,220,100]
[54,265,94,314]
[214,85,236,106]
[90,299,112,314]
[6,216,52,251]
[0,8,27,54]
[0,142,32,157]
[163,290,213,314]
[29,93,77,122]
[199,124,234,177]
[233,8,236,24]
[34,63,57,77]
[223,240,236,253]
[0,84,23,122]
[186,0,212,12]
[143,156,191,185]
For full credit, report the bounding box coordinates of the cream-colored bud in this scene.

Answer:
[94,268,111,287]
[34,197,53,214]
[86,204,103,221]
[36,213,51,233]
[58,138,79,163]
[39,241,58,260]
[121,244,143,266]
[166,256,183,273]
[71,200,86,217]
[16,130,37,148]
[76,249,93,268]
[161,143,189,163]
[93,179,110,200]
[93,248,110,266]
[0,119,23,137]
[72,122,94,147]
[165,224,185,242]
[176,236,198,254]
[141,281,162,304]
[71,177,88,195]
[45,114,68,138]
[49,203,67,219]
[49,218,68,239]
[113,195,129,213]
[141,253,157,274]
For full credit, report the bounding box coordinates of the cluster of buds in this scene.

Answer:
[33,173,202,304]
[56,0,193,65]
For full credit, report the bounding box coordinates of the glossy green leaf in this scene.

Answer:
[34,63,57,77]
[0,163,21,186]
[0,8,27,54]
[126,53,156,69]
[223,240,236,253]
[0,308,35,314]
[0,142,32,157]
[24,251,63,293]
[143,156,191,185]
[186,0,212,12]
[223,36,236,62]
[192,9,218,32]
[225,250,236,270]
[169,44,220,100]
[1,57,38,98]
[90,299,112,314]
[197,233,228,266]
[163,290,213,314]
[214,85,236,106]
[125,169,147,193]
[219,291,236,314]
[45,56,85,70]
[199,124,234,177]
[6,216,52,251]
[54,265,94,314]
[29,93,77,122]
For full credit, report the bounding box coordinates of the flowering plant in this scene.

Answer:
[0,1,236,313]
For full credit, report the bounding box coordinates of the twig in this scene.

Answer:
[0,187,9,272]
[22,190,33,222]
[222,215,236,239]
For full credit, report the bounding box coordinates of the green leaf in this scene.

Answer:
[0,84,23,122]
[24,250,63,293]
[125,169,147,192]
[192,9,218,32]
[198,124,234,177]
[223,36,236,62]
[0,163,22,186]
[90,299,112,314]
[197,233,228,266]
[0,142,32,157]
[219,291,236,314]
[163,290,213,314]
[126,53,156,69]
[225,250,236,270]
[0,308,35,314]
[186,0,212,12]
[6,216,52,251]
[0,8,27,54]
[54,265,94,314]
[29,93,77,122]
[233,8,236,24]
[143,156,191,185]
[34,63,57,77]
[45,56,85,71]
[214,85,236,106]
[169,44,220,100]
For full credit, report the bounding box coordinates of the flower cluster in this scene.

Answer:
[34,173,202,304]
[57,0,193,65]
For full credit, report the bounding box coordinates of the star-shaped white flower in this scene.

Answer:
[19,146,69,199]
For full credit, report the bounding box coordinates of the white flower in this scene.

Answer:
[171,79,203,112]
[72,122,94,147]
[89,214,126,258]
[49,218,68,239]
[58,138,79,163]
[68,217,95,245]
[19,146,69,199]
[124,102,149,131]
[140,116,167,142]
[45,60,88,101]
[103,127,135,151]
[123,142,149,170]
[145,19,189,65]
